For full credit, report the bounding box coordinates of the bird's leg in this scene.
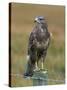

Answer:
[41,61,44,70]
[41,51,47,70]
[35,61,38,69]
[33,62,38,71]
[41,58,44,70]
[33,61,40,71]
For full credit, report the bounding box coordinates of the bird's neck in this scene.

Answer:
[36,23,48,32]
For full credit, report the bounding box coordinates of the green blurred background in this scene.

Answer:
[11,3,65,87]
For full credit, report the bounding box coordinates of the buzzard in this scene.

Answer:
[24,16,51,77]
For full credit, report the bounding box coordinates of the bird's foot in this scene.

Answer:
[33,67,40,72]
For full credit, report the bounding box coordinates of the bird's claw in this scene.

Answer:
[33,68,40,72]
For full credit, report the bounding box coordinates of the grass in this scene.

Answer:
[10,3,65,87]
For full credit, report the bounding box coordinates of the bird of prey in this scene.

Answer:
[24,16,51,77]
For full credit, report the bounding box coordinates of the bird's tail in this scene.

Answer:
[24,56,34,77]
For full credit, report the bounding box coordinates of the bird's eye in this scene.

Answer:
[39,19,43,20]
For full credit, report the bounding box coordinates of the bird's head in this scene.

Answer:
[34,16,48,29]
[34,16,45,24]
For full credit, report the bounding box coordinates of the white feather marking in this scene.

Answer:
[27,55,30,61]
[50,32,53,37]
[41,28,43,32]
[50,32,54,39]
